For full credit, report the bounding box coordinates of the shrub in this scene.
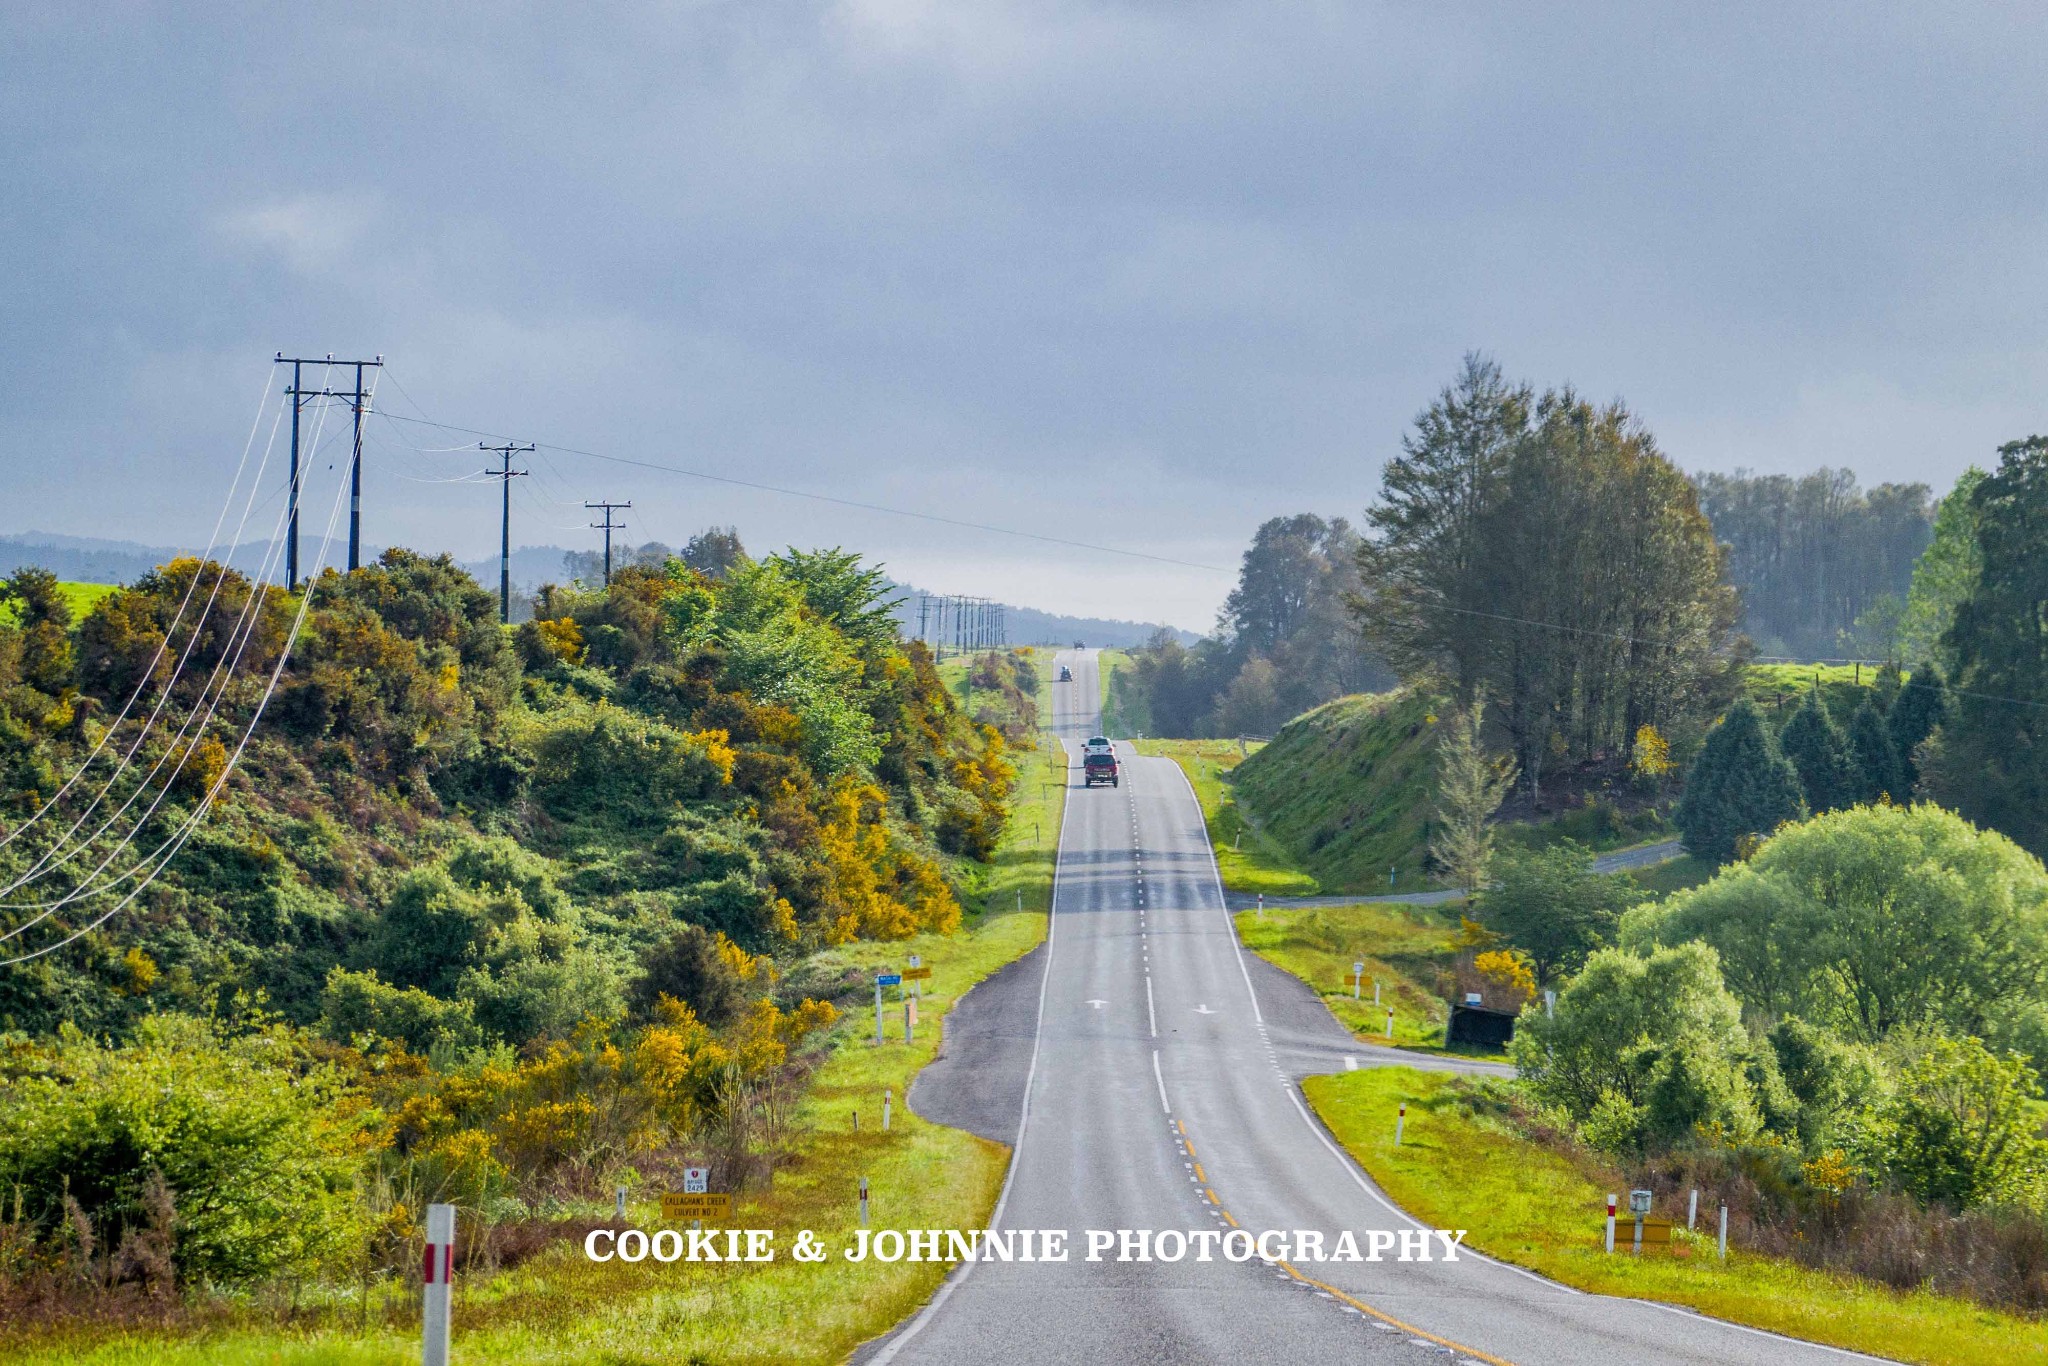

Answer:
[1861,1032,2047,1211]
[0,1015,366,1285]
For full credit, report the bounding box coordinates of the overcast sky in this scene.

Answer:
[4,3,2042,630]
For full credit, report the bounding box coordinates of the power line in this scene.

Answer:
[373,408,1235,575]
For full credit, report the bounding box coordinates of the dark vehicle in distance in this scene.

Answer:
[1083,748,1119,787]
[1059,664,1073,681]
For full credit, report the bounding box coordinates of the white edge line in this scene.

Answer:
[1162,755,1263,1026]
[1146,974,1157,1038]
[1167,745,1898,1362]
[867,666,1079,1365]
[1153,1049,1171,1114]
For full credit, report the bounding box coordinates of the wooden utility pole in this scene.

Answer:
[585,500,632,584]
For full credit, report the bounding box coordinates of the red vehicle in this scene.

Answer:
[1083,749,1119,787]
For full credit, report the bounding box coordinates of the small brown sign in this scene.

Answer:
[1606,1217,1675,1247]
[662,1193,732,1221]
[902,966,932,980]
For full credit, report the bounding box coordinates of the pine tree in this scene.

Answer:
[1887,661,1948,796]
[1846,697,1906,805]
[1676,700,1807,863]
[1429,700,1518,893]
[1778,690,1855,813]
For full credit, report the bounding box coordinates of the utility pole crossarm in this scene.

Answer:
[585,500,632,585]
[276,353,382,587]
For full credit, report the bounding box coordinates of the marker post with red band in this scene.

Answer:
[1395,1101,1407,1146]
[422,1203,456,1366]
[1604,1194,1617,1254]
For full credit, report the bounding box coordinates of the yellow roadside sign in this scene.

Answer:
[902,966,932,980]
[662,1193,732,1221]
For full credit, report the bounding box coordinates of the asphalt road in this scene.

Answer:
[870,651,1882,1366]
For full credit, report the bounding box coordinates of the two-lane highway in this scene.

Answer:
[870,650,1884,1365]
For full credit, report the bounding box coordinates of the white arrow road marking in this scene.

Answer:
[1193,1004,1215,1015]
[1085,999,1107,1008]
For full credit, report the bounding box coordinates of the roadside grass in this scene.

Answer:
[1234,902,1456,1049]
[1306,1067,2048,1366]
[1134,738,1318,897]
[13,744,1069,1366]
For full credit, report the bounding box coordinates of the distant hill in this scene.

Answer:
[885,583,1198,650]
[0,532,1197,647]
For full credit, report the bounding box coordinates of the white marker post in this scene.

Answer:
[1384,1008,1394,1040]
[1718,1204,1728,1260]
[1688,1188,1698,1230]
[1395,1102,1406,1146]
[859,1177,870,1228]
[883,1087,892,1132]
[1373,979,1381,1006]
[1256,893,1264,919]
[422,1203,456,1366]
[615,1185,626,1220]
[1604,1194,1617,1253]
[1352,961,1364,1000]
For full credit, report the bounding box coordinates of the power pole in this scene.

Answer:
[479,443,532,623]
[917,592,930,646]
[585,501,632,585]
[276,354,381,585]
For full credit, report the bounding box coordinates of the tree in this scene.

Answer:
[1622,803,2048,1061]
[1864,1032,2047,1210]
[1697,469,1936,658]
[1845,696,1906,805]
[1920,438,2048,856]
[681,525,748,580]
[1675,701,1806,863]
[1778,690,1856,813]
[1896,467,1986,666]
[1357,362,1742,800]
[1508,941,1767,1153]
[1887,661,1948,796]
[1476,842,1631,983]
[1429,701,1517,891]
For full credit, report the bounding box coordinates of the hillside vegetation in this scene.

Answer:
[0,547,1051,1353]
[1227,689,1441,894]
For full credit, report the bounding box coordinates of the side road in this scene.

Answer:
[1221,838,1684,910]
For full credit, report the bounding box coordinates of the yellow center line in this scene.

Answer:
[1174,1120,1514,1366]
[1193,1163,1207,1183]
[1278,1260,1516,1366]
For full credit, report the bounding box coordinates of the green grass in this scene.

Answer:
[0,580,117,627]
[1306,1067,2048,1366]
[1134,738,1317,896]
[1229,688,1444,895]
[1234,902,1457,1049]
[11,744,1070,1366]
[1742,662,1889,733]
[1627,852,1715,898]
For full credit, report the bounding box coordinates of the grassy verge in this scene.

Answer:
[1134,738,1318,897]
[1234,902,1456,1048]
[17,746,1069,1366]
[1627,852,1714,898]
[1306,1067,2048,1366]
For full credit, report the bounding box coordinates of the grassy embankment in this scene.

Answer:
[1307,1067,2048,1366]
[1097,648,1144,737]
[20,738,1069,1366]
